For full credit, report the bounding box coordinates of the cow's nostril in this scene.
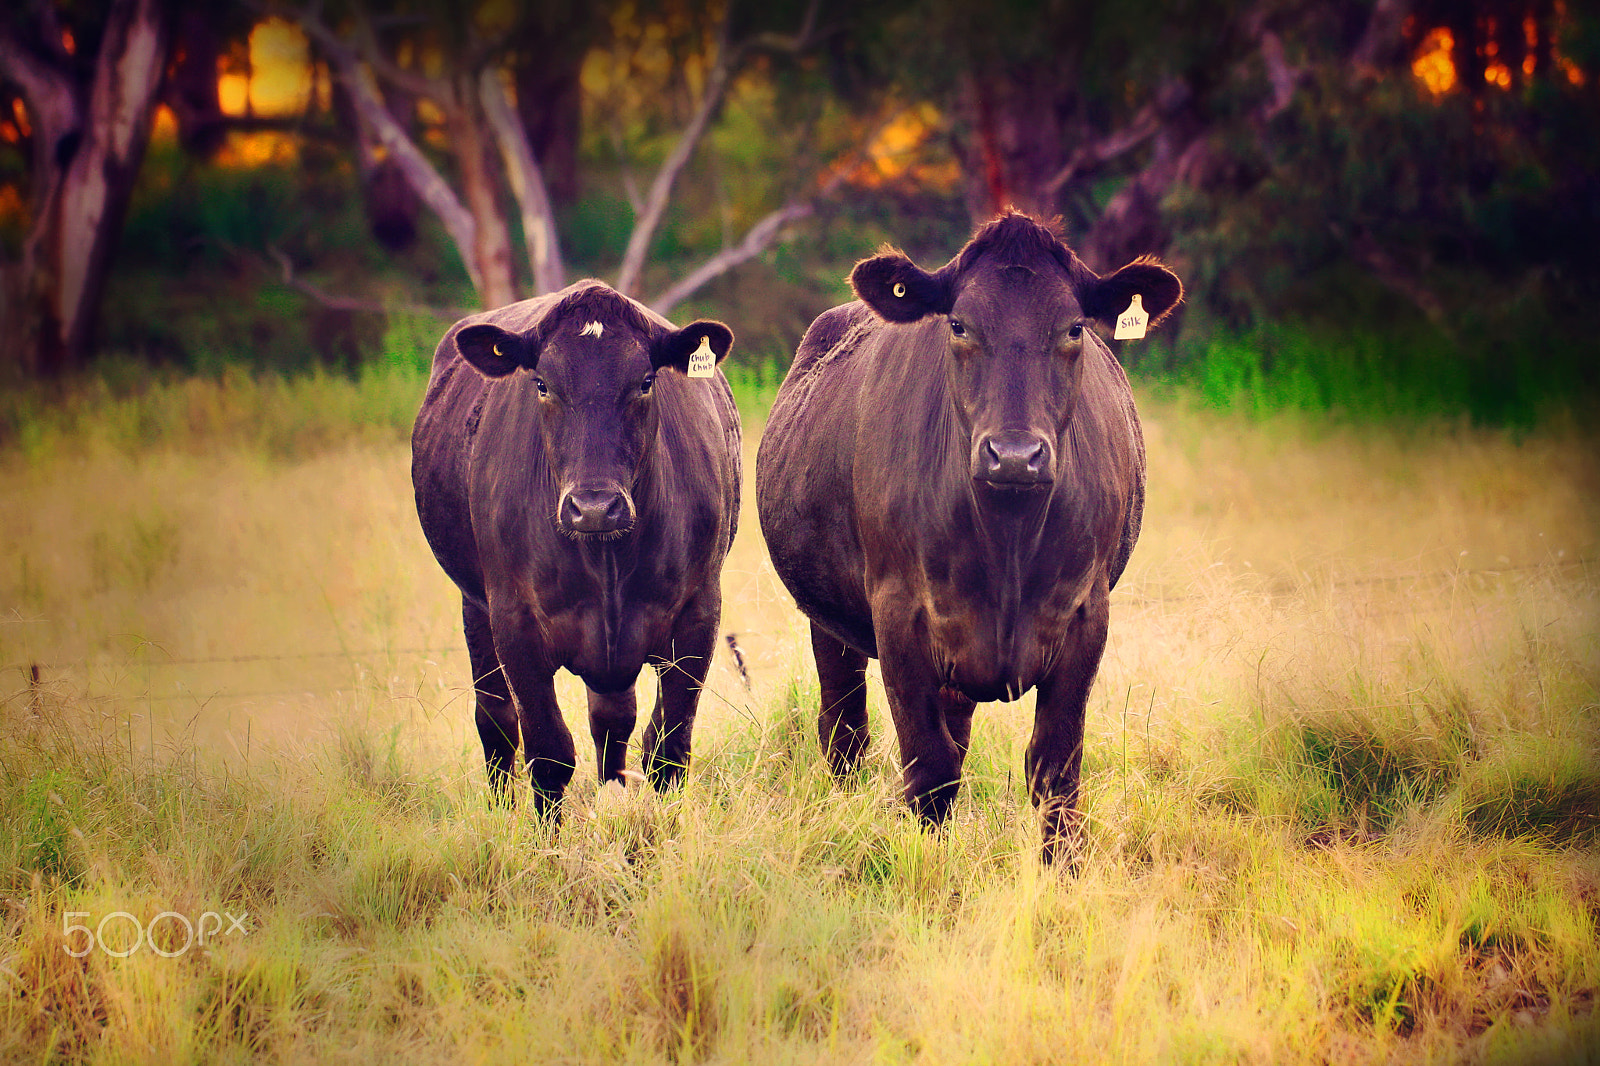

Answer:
[561,488,634,534]
[1023,439,1044,471]
[975,434,1052,485]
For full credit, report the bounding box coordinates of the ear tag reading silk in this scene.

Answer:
[1114,294,1149,340]
[686,334,716,378]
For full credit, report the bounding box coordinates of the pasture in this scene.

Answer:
[2,369,1598,1064]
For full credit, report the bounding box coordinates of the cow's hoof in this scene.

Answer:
[645,757,688,792]
[1038,800,1084,871]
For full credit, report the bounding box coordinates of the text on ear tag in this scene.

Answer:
[686,334,716,378]
[1113,294,1149,340]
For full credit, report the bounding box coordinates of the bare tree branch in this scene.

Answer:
[1259,31,1298,119]
[263,245,468,319]
[320,46,482,292]
[609,121,645,214]
[291,2,438,102]
[0,24,77,275]
[614,10,735,296]
[615,0,824,296]
[1349,0,1413,83]
[1040,80,1189,200]
[648,200,814,316]
[479,68,565,294]
[645,104,866,315]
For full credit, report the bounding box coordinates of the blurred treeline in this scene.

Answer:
[1,0,1597,425]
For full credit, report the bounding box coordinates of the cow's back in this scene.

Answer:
[756,302,886,655]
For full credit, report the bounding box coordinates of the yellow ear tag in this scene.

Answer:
[1113,294,1149,340]
[892,282,906,298]
[686,334,716,378]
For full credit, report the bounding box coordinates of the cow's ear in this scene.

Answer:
[1080,257,1184,332]
[652,320,734,375]
[851,251,954,322]
[456,324,537,378]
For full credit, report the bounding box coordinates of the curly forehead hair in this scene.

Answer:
[955,210,1098,288]
[544,282,655,336]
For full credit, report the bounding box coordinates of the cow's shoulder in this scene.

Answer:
[793,301,877,377]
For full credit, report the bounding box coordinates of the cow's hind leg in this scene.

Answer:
[1028,586,1111,868]
[811,622,869,776]
[464,597,517,804]
[644,589,719,791]
[587,685,637,786]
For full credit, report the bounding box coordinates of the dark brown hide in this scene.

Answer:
[755,213,1180,863]
[413,281,740,814]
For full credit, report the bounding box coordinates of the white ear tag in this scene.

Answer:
[686,334,716,378]
[1114,294,1149,340]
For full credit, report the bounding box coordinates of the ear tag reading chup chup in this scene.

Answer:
[686,334,716,378]
[1114,294,1149,340]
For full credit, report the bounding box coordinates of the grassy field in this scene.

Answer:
[2,370,1598,1064]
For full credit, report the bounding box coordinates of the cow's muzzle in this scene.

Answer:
[559,486,636,538]
[973,431,1053,487]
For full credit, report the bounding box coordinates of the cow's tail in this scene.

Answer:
[724,632,752,691]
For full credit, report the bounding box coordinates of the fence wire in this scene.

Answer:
[4,557,1592,709]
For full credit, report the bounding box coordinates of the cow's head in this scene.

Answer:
[453,285,733,539]
[851,212,1180,490]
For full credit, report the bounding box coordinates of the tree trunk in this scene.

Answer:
[514,23,591,209]
[451,78,517,310]
[2,0,173,377]
[956,62,1077,221]
[167,6,226,158]
[481,69,565,295]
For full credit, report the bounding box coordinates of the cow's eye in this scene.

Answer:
[640,375,654,395]
[534,377,549,397]
[949,318,966,338]
[1067,322,1083,340]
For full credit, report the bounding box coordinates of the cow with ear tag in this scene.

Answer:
[412,280,740,816]
[757,211,1182,865]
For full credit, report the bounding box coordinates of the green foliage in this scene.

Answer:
[1133,305,1596,427]
[0,362,428,463]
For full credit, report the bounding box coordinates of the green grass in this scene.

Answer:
[1143,314,1598,429]
[2,364,1597,1063]
[3,658,1598,1064]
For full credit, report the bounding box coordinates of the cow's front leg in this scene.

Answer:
[492,608,576,819]
[644,589,719,791]
[1027,586,1111,867]
[587,685,637,786]
[877,640,966,826]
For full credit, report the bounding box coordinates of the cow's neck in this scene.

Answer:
[965,478,1056,589]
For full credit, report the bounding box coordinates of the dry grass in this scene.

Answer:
[2,382,1597,1064]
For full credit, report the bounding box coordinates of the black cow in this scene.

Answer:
[412,280,740,814]
[755,212,1181,862]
